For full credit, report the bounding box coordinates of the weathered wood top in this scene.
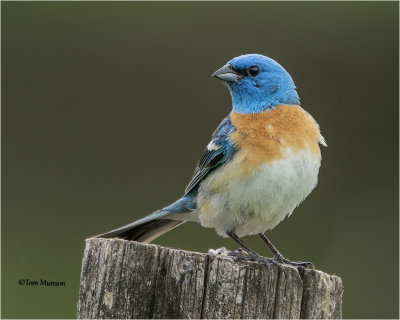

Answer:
[77,238,343,319]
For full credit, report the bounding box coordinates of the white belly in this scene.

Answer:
[197,149,321,237]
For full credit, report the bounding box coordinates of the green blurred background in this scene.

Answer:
[2,2,398,318]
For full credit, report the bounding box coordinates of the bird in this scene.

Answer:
[97,53,326,268]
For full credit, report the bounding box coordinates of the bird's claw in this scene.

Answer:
[273,253,314,269]
[228,248,252,261]
[228,249,287,275]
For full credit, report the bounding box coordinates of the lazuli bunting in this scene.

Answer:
[98,54,326,268]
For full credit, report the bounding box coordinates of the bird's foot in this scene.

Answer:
[273,253,314,269]
[251,253,287,274]
[228,249,287,274]
[227,248,252,260]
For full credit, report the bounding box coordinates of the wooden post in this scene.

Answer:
[77,238,343,319]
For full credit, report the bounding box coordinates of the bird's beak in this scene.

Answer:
[212,64,240,82]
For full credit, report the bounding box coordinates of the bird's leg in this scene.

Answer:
[258,233,314,268]
[227,231,258,256]
[227,231,286,273]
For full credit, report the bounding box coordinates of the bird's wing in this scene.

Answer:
[185,115,237,194]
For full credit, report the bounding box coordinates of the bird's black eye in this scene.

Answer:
[248,66,260,77]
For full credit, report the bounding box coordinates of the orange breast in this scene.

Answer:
[230,105,322,167]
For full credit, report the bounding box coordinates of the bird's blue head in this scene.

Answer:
[212,54,300,114]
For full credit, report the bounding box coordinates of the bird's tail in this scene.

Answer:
[94,193,196,243]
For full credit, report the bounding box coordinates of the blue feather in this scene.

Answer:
[227,54,300,114]
[185,115,237,194]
